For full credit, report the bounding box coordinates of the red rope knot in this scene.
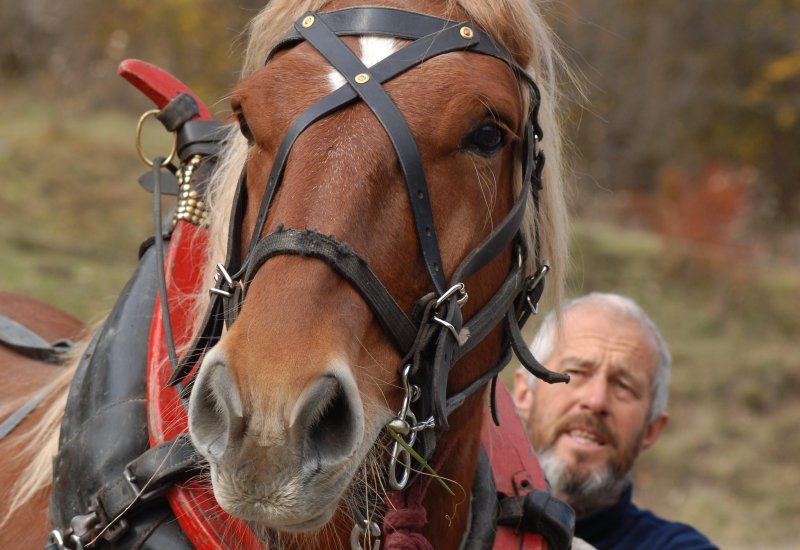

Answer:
[383,494,433,550]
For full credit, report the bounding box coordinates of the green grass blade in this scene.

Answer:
[387,428,454,496]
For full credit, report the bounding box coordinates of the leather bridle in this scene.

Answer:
[170,7,568,485]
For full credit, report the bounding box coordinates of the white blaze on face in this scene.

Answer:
[327,36,403,91]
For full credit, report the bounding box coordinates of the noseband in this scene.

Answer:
[171,7,568,488]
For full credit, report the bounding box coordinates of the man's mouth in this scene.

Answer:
[564,428,607,447]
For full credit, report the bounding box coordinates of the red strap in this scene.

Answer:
[481,384,548,550]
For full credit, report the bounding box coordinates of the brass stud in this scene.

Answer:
[301,15,315,28]
[354,73,370,84]
[460,26,474,40]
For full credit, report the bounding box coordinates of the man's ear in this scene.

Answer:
[512,370,534,420]
[640,413,669,452]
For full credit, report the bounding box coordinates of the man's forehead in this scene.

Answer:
[553,305,660,375]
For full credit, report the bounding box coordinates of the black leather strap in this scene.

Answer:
[156,93,199,133]
[92,435,198,524]
[51,435,200,547]
[266,7,460,62]
[0,314,74,363]
[176,119,226,160]
[450,124,536,287]
[243,227,417,353]
[0,389,49,441]
[497,489,575,550]
[298,14,474,293]
[461,447,498,549]
[507,308,569,384]
[169,167,248,388]
[266,7,531,77]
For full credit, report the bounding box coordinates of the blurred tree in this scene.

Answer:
[549,0,800,234]
[0,0,264,109]
[3,0,799,237]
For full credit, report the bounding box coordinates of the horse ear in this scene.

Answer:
[512,370,534,421]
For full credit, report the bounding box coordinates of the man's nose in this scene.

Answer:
[577,374,610,414]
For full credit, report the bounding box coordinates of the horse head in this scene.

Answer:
[186,0,568,546]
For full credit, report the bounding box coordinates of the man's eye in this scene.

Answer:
[237,112,254,145]
[614,380,636,397]
[463,123,507,156]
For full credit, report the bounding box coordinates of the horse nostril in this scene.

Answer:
[188,355,244,462]
[293,374,361,467]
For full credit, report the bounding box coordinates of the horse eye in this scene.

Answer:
[464,123,506,156]
[237,112,254,145]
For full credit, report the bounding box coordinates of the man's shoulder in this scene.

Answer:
[626,505,717,549]
[576,495,717,550]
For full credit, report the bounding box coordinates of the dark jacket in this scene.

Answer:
[575,484,717,550]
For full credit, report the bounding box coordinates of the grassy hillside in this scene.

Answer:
[0,88,172,322]
[2,88,798,548]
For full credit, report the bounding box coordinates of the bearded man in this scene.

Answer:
[513,293,716,549]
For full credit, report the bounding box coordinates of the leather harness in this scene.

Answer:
[172,5,568,468]
[43,8,576,550]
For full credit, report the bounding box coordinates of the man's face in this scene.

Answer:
[514,306,668,498]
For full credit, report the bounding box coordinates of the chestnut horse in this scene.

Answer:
[3,0,570,548]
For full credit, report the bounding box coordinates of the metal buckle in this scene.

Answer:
[432,283,469,345]
[46,530,69,550]
[46,530,87,550]
[209,263,240,299]
[123,465,169,504]
[46,510,99,550]
[525,263,549,314]
[434,282,468,310]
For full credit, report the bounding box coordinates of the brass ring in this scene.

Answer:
[136,109,177,167]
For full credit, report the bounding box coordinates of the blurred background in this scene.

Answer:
[1,1,798,547]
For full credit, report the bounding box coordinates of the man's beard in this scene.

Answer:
[538,448,630,517]
[533,413,644,517]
